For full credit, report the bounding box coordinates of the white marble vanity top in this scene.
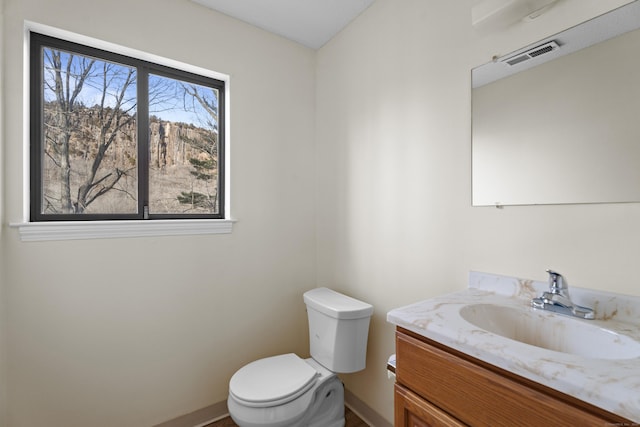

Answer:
[387,271,640,422]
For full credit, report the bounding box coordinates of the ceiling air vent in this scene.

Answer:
[501,41,559,66]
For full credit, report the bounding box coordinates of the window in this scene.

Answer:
[30,32,225,222]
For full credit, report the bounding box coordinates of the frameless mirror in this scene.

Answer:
[472,0,640,206]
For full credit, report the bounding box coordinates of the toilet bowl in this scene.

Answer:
[227,288,373,427]
[228,356,344,427]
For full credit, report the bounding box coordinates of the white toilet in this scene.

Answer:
[227,287,374,427]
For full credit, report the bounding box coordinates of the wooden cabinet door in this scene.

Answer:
[395,384,465,427]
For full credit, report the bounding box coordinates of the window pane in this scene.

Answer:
[148,74,220,215]
[41,47,138,215]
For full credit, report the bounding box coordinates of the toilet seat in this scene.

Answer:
[229,353,319,408]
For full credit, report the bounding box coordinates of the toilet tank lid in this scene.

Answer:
[303,288,373,319]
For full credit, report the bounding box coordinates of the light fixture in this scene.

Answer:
[473,0,561,32]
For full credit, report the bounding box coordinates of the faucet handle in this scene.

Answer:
[546,269,568,294]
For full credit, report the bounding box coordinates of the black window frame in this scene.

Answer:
[30,32,226,222]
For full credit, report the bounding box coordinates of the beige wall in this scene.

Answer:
[316,0,639,422]
[1,0,6,423]
[1,0,316,426]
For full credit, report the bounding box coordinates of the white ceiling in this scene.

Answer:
[191,0,376,49]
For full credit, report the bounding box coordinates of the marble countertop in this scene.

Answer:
[387,272,640,422]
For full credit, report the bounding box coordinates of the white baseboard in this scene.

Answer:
[154,387,392,427]
[344,389,392,427]
[152,400,228,427]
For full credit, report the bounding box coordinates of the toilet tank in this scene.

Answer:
[303,288,373,373]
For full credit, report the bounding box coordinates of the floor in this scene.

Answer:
[206,407,369,426]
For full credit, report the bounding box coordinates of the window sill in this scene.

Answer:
[9,219,235,242]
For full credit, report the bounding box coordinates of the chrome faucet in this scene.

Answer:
[531,270,594,319]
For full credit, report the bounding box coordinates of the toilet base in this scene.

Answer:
[304,376,344,427]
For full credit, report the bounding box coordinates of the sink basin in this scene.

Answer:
[459,304,640,360]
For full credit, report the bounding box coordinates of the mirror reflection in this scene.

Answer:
[472,0,640,206]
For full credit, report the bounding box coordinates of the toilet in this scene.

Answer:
[227,287,374,427]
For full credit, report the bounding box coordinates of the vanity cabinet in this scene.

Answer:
[394,327,632,427]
